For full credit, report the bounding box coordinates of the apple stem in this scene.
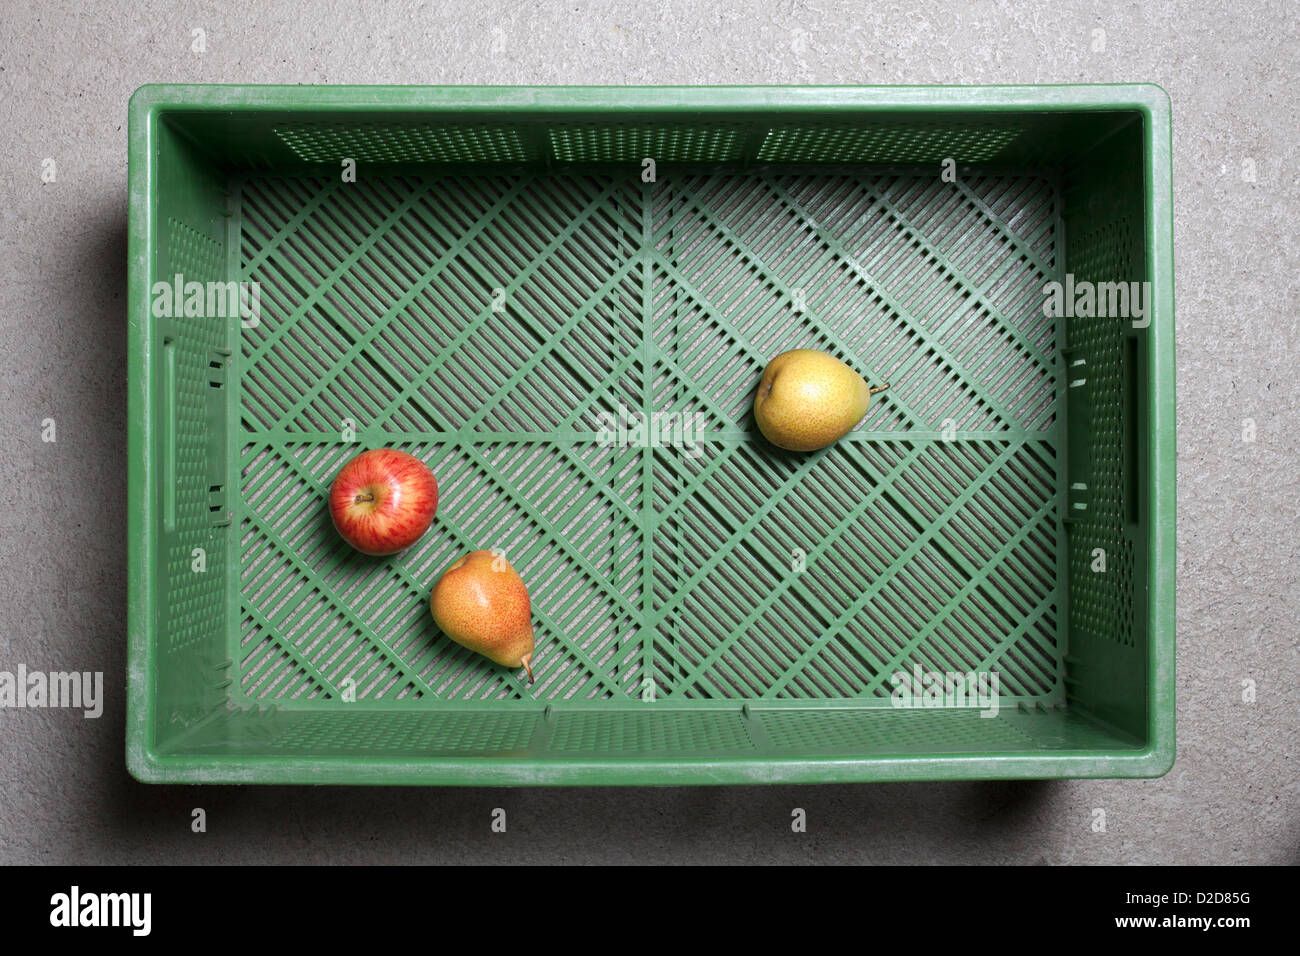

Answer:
[354,492,375,504]
[869,383,890,395]
[521,654,535,684]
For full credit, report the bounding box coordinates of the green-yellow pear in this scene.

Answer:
[753,349,888,451]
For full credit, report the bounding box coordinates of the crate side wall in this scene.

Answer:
[151,118,238,749]
[1062,119,1151,741]
[161,107,1138,173]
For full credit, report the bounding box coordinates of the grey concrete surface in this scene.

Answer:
[0,0,1296,865]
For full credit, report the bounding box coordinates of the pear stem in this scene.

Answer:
[869,383,890,395]
[521,654,535,684]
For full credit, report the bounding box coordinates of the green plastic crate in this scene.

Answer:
[126,85,1175,785]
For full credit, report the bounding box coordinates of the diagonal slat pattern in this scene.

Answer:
[236,169,1066,703]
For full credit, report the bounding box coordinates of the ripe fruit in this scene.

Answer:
[430,550,535,682]
[328,449,438,556]
[753,349,888,451]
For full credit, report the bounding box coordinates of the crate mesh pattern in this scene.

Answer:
[1067,214,1140,649]
[164,219,229,656]
[230,169,1067,704]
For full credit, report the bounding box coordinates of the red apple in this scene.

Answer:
[328,449,438,556]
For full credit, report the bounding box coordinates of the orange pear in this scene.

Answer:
[430,550,535,682]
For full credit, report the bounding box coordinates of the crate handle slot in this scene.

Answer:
[1124,335,1141,526]
[162,336,177,533]
[205,349,231,526]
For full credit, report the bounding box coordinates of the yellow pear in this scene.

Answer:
[753,349,888,451]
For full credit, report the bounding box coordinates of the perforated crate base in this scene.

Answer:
[232,168,1066,708]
